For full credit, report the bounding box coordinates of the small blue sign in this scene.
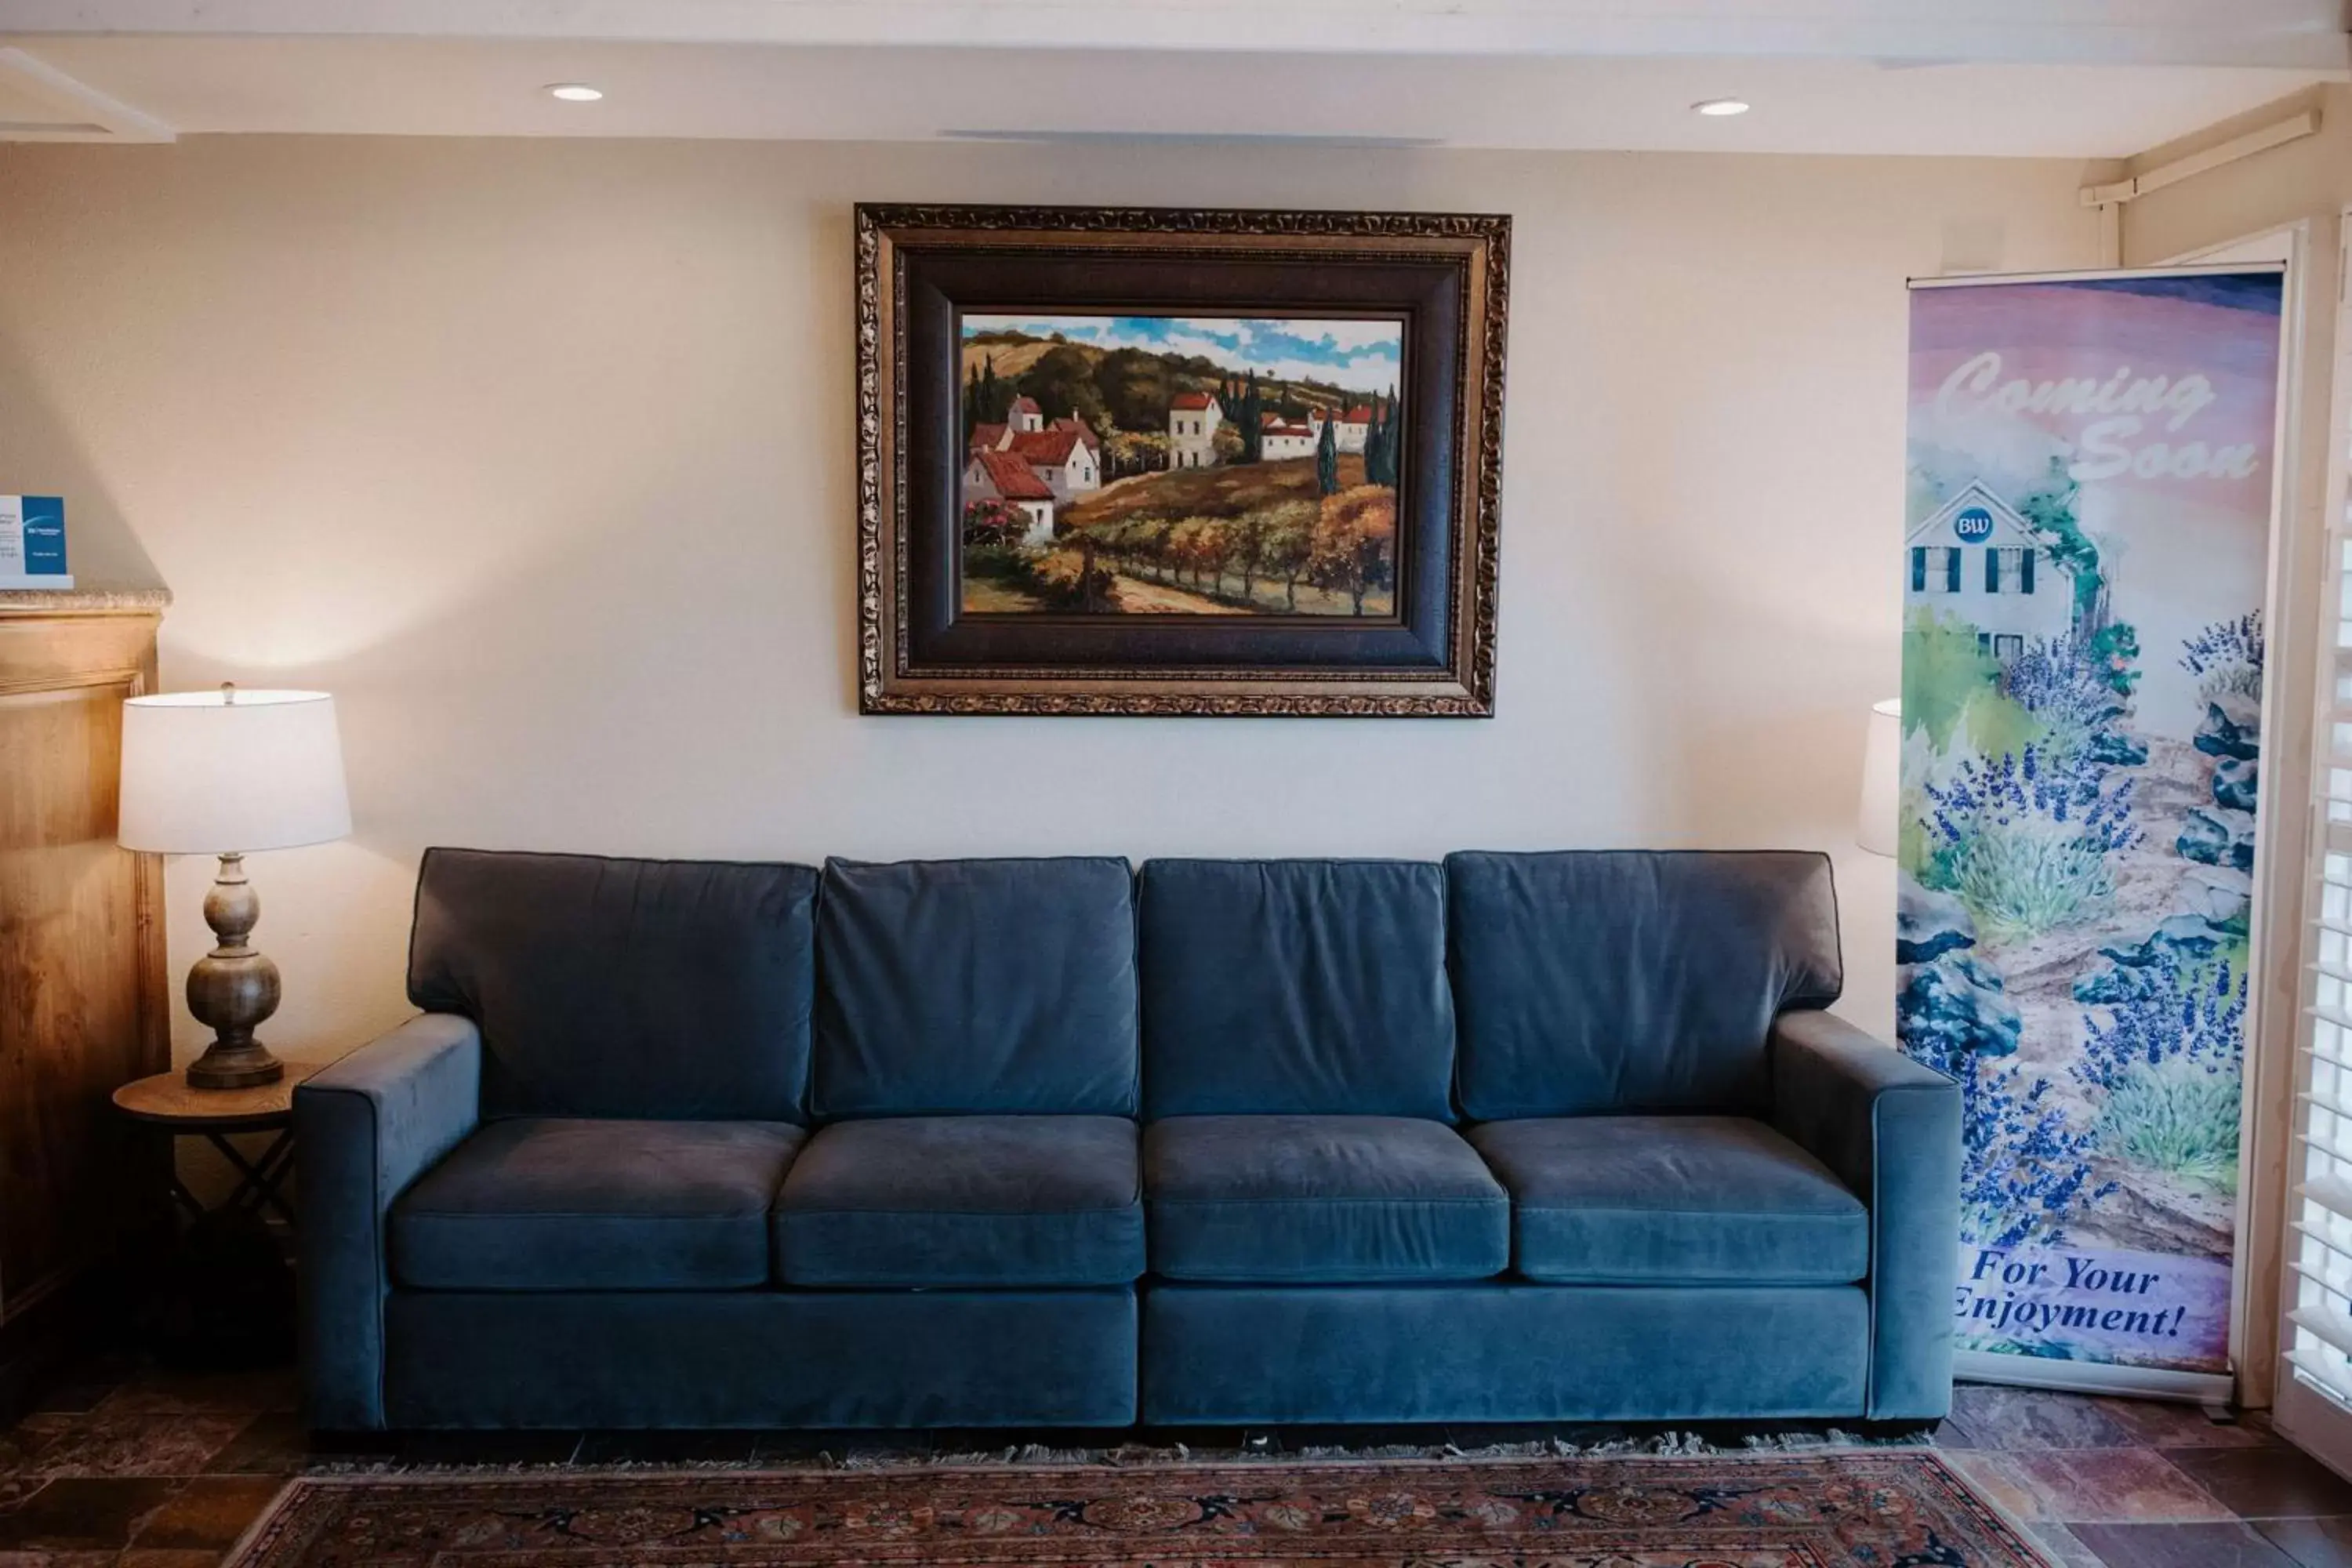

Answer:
[0,495,72,588]
[1953,506,1996,544]
[20,496,67,577]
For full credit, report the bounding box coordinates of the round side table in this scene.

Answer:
[112,1062,318,1226]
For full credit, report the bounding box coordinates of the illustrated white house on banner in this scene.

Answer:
[1904,480,2071,659]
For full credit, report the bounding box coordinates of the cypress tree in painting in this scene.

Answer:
[978,356,1004,424]
[1315,414,1339,496]
[1386,389,1401,484]
[1240,370,1264,463]
[1365,385,1402,488]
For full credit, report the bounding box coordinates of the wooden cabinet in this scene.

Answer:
[0,591,169,1403]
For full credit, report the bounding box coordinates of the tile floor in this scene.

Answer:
[1930,1384,2352,1566]
[0,1359,2346,1566]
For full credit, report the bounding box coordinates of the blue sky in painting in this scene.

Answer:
[964,314,1402,394]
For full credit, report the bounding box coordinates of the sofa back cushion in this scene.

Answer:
[1140,858,1454,1119]
[1445,850,1841,1118]
[408,848,819,1121]
[813,857,1138,1117]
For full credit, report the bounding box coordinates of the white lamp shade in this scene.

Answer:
[118,688,352,854]
[1857,697,1902,858]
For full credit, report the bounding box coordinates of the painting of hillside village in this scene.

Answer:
[957,314,1405,615]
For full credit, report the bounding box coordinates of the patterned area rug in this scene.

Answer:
[227,1451,2049,1566]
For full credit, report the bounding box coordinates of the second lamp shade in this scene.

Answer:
[1857,697,1903,858]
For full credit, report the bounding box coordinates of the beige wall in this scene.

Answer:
[0,136,2105,1068]
[2121,84,2352,1413]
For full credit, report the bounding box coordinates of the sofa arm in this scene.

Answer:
[1769,1009,1960,1422]
[294,1013,481,1430]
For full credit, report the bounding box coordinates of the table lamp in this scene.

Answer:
[1857,697,1902,858]
[117,684,351,1089]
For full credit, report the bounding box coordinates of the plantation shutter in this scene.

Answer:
[2284,220,2352,1434]
[1911,547,1926,592]
[1986,549,2002,593]
[1946,549,1962,593]
[2022,549,2037,595]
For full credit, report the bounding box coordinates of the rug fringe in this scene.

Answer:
[295,1424,1931,1479]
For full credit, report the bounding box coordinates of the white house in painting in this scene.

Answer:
[1007,423,1101,501]
[1904,479,2071,659]
[1260,409,1323,460]
[1007,395,1046,434]
[966,415,1100,506]
[1169,391,1221,469]
[964,448,1058,546]
[1333,405,1371,453]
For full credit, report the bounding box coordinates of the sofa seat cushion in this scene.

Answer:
[1468,1116,1867,1285]
[390,1117,806,1291]
[1145,1116,1508,1283]
[772,1116,1143,1287]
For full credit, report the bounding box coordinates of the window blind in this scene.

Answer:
[2287,310,2352,1412]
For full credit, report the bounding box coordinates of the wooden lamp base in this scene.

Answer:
[183,852,284,1091]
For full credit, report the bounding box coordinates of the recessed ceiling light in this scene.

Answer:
[1692,98,1751,117]
[546,83,604,102]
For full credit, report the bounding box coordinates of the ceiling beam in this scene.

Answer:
[2078,104,2321,202]
[7,0,2349,71]
[0,45,172,140]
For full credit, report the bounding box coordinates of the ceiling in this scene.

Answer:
[2,0,2347,154]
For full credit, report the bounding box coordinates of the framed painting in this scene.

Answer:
[855,204,1509,715]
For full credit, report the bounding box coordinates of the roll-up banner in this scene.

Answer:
[1898,266,2287,1395]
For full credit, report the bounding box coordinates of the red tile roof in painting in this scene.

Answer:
[974,448,1054,501]
[1051,416,1099,451]
[967,423,1008,454]
[1171,391,1218,411]
[1345,405,1373,423]
[1009,427,1085,465]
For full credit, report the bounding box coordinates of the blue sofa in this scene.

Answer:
[296,848,1959,1432]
